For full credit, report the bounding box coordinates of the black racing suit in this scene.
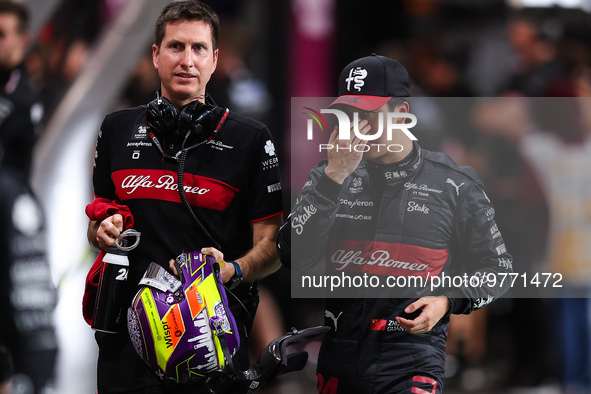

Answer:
[288,144,513,393]
[0,169,58,393]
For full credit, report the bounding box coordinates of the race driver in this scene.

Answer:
[283,54,513,393]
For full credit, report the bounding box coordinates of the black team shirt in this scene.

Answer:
[92,105,283,309]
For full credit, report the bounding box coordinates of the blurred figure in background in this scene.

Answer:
[474,92,591,393]
[118,50,160,109]
[0,3,58,392]
[0,139,58,394]
[0,0,44,181]
[207,18,272,125]
[524,95,591,394]
[0,1,57,394]
[469,96,552,390]
[502,11,563,97]
[27,0,100,125]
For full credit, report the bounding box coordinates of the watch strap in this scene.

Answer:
[227,260,243,289]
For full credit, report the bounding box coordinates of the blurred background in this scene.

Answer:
[10,0,591,392]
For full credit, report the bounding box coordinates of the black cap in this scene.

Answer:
[329,54,410,111]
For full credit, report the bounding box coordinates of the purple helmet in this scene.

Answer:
[127,251,240,385]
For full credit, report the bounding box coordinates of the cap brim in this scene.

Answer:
[328,95,391,111]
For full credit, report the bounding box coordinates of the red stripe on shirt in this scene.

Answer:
[250,210,283,223]
[112,169,239,211]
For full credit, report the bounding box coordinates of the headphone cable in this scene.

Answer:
[177,134,251,320]
[177,128,222,250]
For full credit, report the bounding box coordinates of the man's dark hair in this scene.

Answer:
[0,1,29,34]
[155,1,219,49]
[388,97,410,111]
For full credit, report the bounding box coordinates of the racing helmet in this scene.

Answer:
[127,251,240,385]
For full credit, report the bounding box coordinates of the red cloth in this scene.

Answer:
[83,198,134,325]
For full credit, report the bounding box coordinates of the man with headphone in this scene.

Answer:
[86,2,283,393]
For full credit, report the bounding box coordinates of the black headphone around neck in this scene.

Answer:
[145,93,221,142]
[144,92,229,251]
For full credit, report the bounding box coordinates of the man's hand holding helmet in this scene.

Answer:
[169,246,243,288]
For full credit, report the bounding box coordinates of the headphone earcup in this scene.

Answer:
[146,96,178,133]
[178,101,216,141]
